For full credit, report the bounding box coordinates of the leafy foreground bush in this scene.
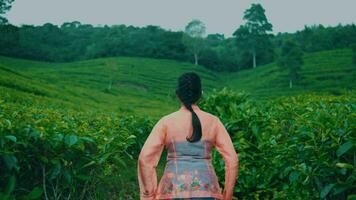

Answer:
[200,88,355,200]
[0,98,153,200]
[1,88,355,200]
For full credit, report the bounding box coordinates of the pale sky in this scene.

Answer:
[5,0,356,37]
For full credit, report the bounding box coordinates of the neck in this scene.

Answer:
[179,103,199,111]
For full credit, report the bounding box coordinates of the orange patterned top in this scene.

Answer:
[137,104,239,200]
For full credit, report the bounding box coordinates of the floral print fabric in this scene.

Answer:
[165,198,217,200]
[157,140,222,198]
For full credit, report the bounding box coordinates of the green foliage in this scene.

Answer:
[0,98,150,199]
[351,43,356,67]
[0,14,355,72]
[200,87,355,200]
[223,48,356,99]
[0,47,354,115]
[233,3,274,69]
[183,19,207,65]
[0,55,224,118]
[184,19,206,38]
[294,24,356,52]
[0,58,354,199]
[278,40,304,88]
[243,3,273,34]
[0,0,14,24]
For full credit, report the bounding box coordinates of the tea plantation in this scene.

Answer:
[0,49,355,199]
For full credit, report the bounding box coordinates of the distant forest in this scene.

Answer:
[1,2,356,72]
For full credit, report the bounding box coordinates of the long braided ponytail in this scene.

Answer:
[175,72,202,143]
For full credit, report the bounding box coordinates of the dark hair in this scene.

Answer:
[175,72,202,143]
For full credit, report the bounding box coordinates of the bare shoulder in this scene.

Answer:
[197,109,220,124]
[159,111,177,123]
[198,108,218,118]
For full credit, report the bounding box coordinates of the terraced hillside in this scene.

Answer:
[0,48,355,117]
[0,56,224,118]
[223,48,355,99]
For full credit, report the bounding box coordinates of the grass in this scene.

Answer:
[0,56,225,118]
[0,48,355,199]
[223,48,355,100]
[0,48,355,117]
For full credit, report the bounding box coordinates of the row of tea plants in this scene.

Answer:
[200,88,355,200]
[0,96,153,200]
[1,88,354,199]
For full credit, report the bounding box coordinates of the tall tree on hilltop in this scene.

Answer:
[0,0,14,24]
[183,19,206,65]
[278,40,304,89]
[233,3,273,69]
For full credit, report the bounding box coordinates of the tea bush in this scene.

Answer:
[1,87,354,200]
[200,88,355,200]
[0,98,151,199]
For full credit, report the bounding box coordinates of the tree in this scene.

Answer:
[183,19,206,65]
[0,24,19,56]
[199,48,219,70]
[0,0,14,24]
[206,33,224,47]
[61,21,82,29]
[351,43,356,67]
[278,40,304,89]
[233,3,273,69]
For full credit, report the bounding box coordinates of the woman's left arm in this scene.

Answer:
[137,117,167,200]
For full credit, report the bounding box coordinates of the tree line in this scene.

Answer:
[0,1,355,73]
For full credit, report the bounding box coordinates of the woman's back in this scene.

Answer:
[138,104,239,200]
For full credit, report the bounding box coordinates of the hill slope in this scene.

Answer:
[0,56,224,118]
[0,48,355,117]
[223,48,355,99]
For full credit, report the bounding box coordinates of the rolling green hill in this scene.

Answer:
[0,56,225,118]
[223,48,355,99]
[0,48,355,117]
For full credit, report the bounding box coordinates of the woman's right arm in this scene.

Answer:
[213,117,239,200]
[137,117,166,200]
